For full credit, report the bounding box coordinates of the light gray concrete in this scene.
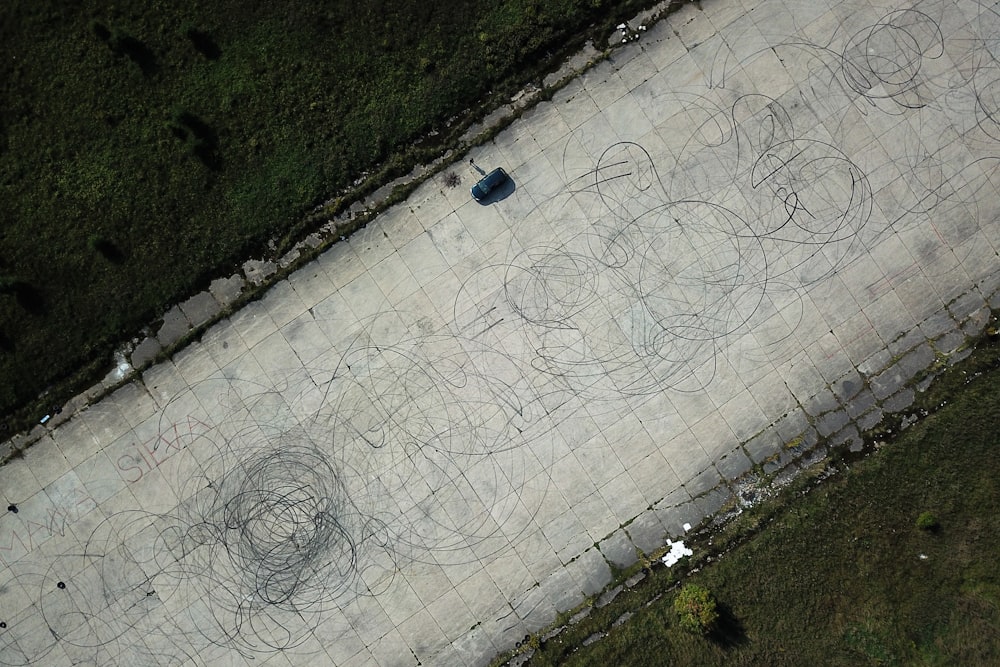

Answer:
[3,0,1000,665]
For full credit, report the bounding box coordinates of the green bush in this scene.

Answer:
[916,511,940,532]
[674,584,719,635]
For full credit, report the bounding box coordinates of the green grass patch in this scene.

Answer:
[0,0,663,428]
[517,334,1000,665]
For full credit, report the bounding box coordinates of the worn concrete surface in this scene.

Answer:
[2,0,1000,664]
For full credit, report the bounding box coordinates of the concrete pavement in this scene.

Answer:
[2,0,1000,664]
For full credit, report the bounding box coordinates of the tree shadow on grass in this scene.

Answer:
[0,282,46,315]
[186,28,221,60]
[709,603,748,649]
[170,112,223,171]
[111,32,158,76]
[91,237,127,264]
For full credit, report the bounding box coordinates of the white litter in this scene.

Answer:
[617,23,627,31]
[109,347,133,383]
[682,522,692,532]
[661,539,693,567]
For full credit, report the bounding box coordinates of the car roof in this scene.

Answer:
[472,167,507,199]
[484,167,506,182]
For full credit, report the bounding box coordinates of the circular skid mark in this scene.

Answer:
[973,71,1000,140]
[191,447,358,600]
[841,9,944,95]
[504,249,602,326]
[328,333,543,456]
[594,142,666,226]
[478,79,897,398]
[638,200,768,343]
[745,139,875,282]
[5,341,552,663]
[21,511,182,664]
[9,3,1000,664]
[489,118,873,396]
[731,94,797,162]
[161,437,367,655]
[325,334,550,554]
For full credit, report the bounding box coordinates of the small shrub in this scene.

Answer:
[916,511,940,532]
[674,584,719,635]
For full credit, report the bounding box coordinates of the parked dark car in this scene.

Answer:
[471,167,509,201]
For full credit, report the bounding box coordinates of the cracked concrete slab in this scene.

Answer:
[5,0,1000,665]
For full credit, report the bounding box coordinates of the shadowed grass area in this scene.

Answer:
[0,0,660,427]
[519,333,1000,666]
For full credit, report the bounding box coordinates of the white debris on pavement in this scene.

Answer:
[661,539,694,567]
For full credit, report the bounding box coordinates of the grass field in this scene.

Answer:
[0,0,659,430]
[515,330,1000,666]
